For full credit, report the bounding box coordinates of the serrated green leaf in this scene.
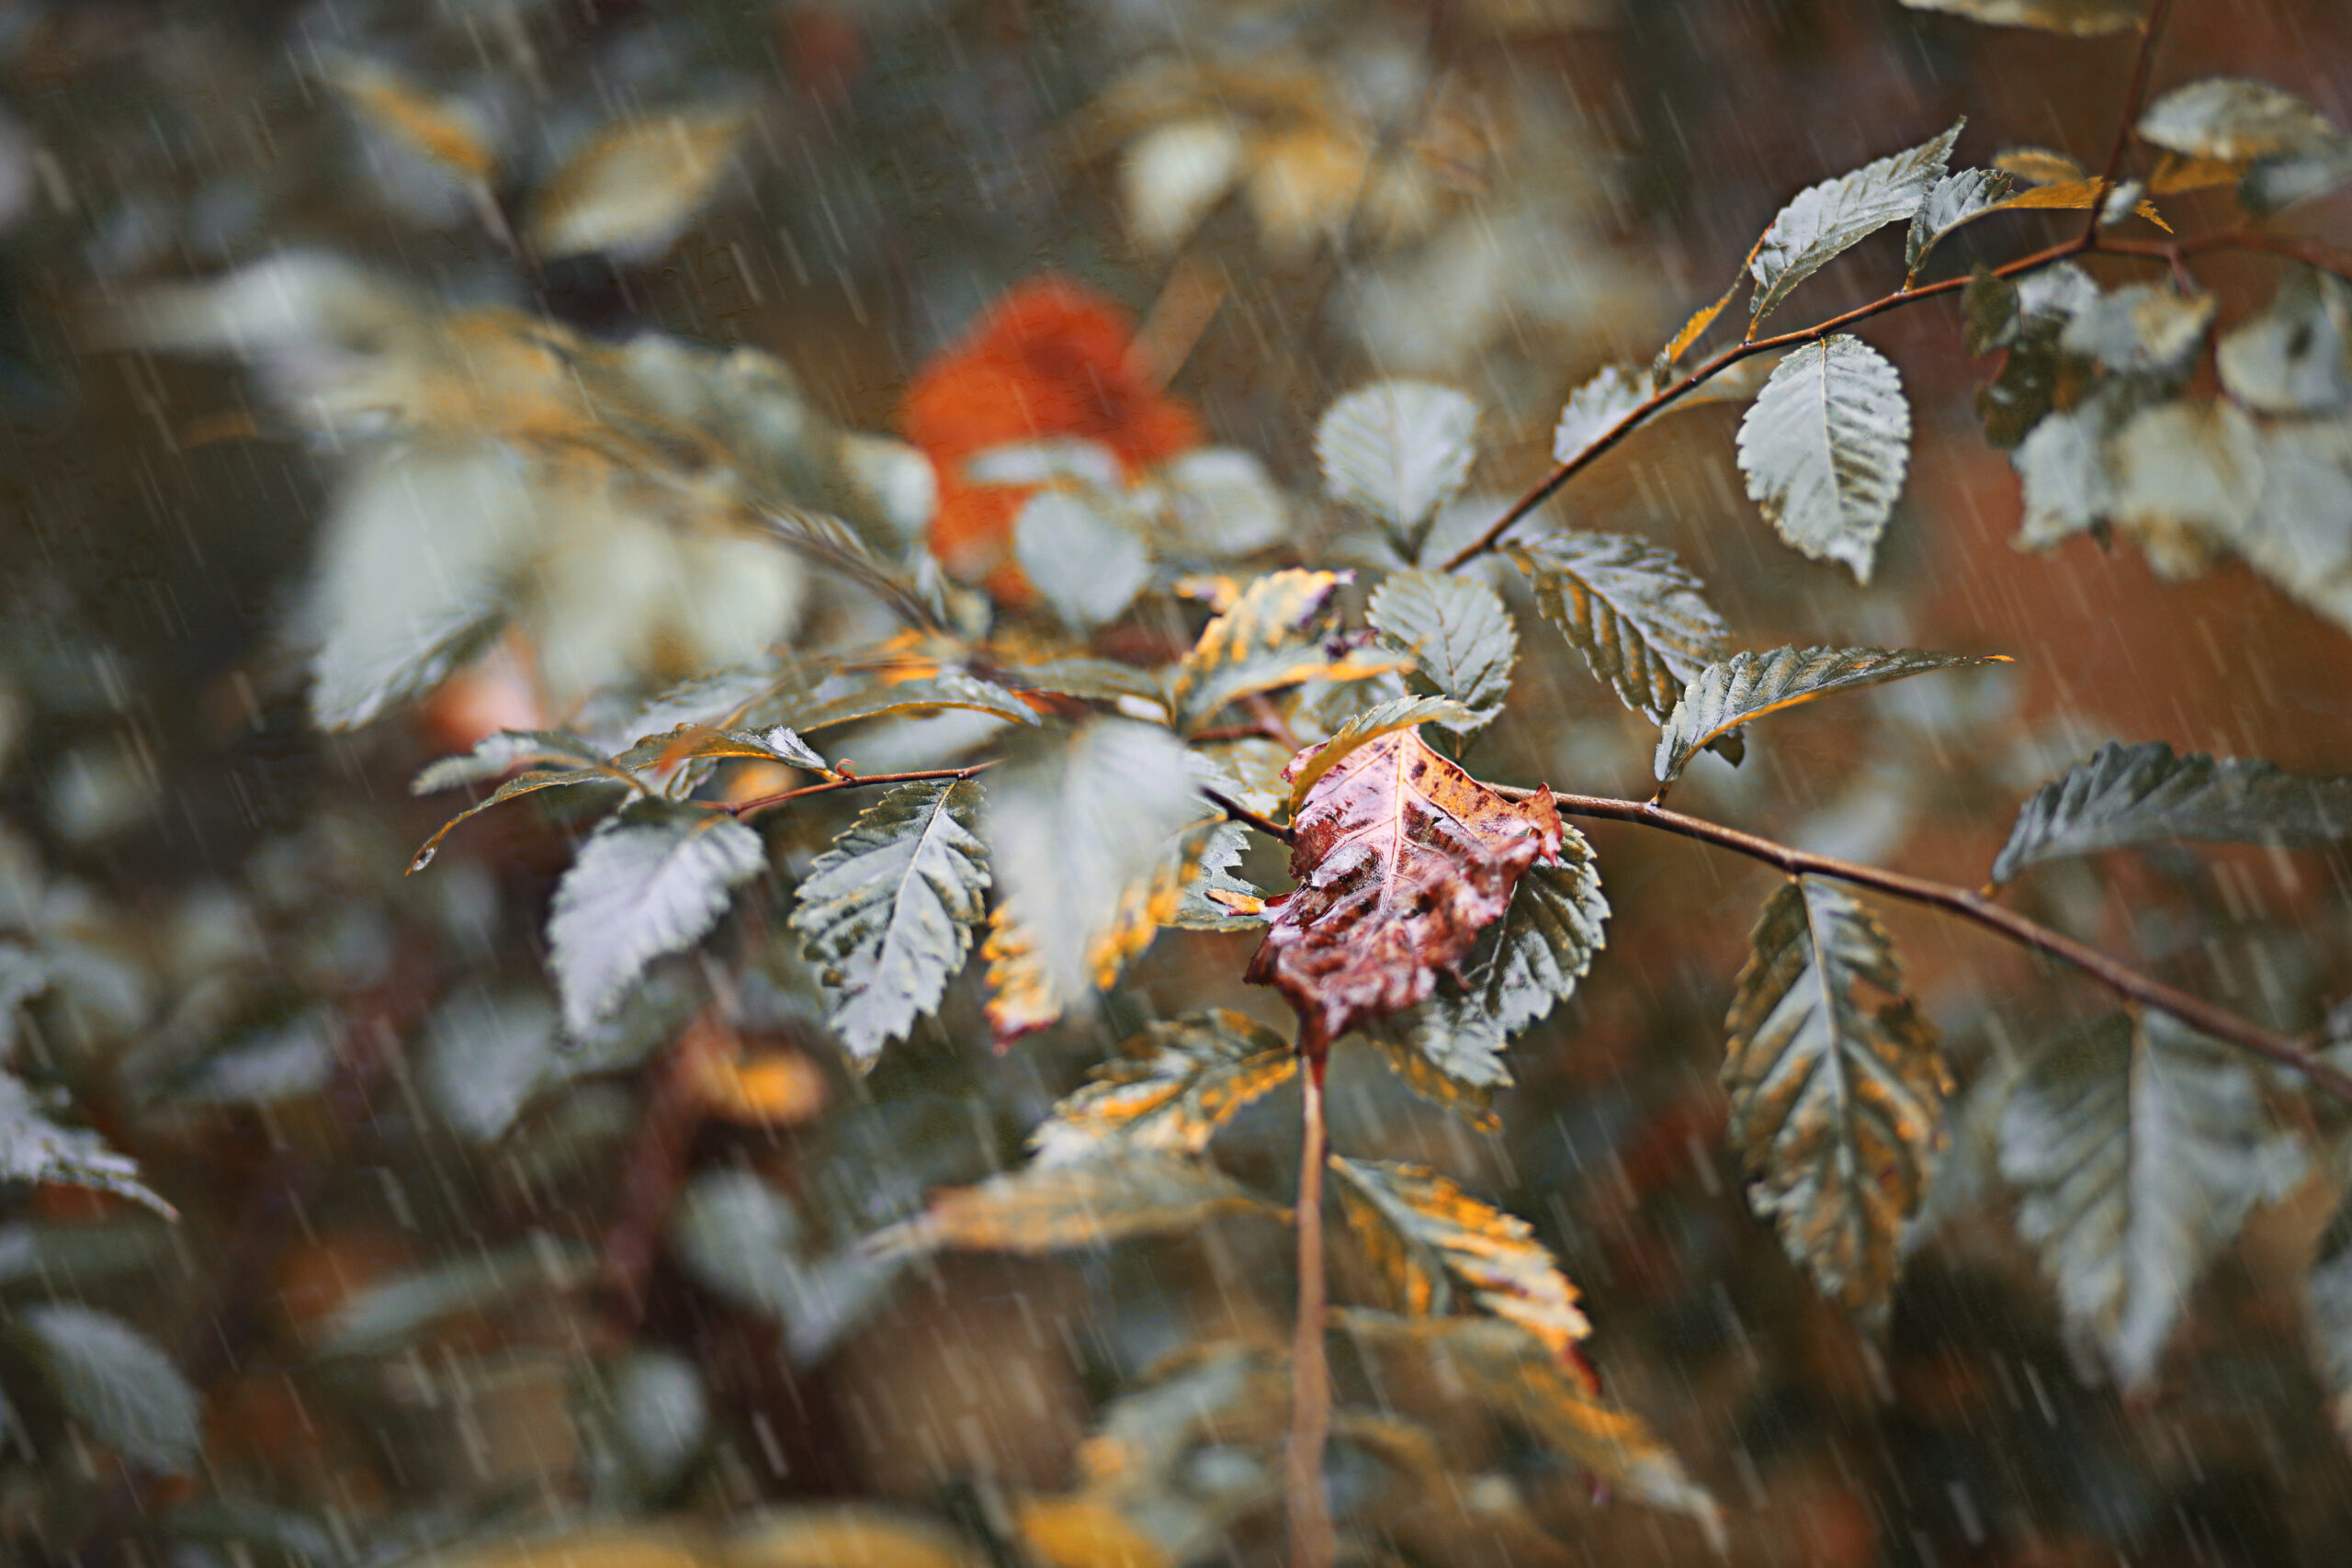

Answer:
[1724,878,1951,1319]
[790,671,1042,734]
[547,801,767,1034]
[1282,695,1482,814]
[1657,646,2006,784]
[1737,335,1912,581]
[17,1305,199,1472]
[1898,0,2144,33]
[1552,365,1648,467]
[1015,490,1154,630]
[2219,271,2352,414]
[2058,284,2216,374]
[1165,818,1268,931]
[0,1073,172,1216]
[1331,1156,1591,1359]
[1999,1011,2306,1391]
[1506,532,1731,727]
[1750,122,1962,325]
[1029,1010,1297,1165]
[313,1235,600,1359]
[1359,1015,1508,1133]
[2140,78,2346,165]
[789,779,990,1065]
[1993,739,2352,883]
[1906,168,2016,276]
[984,719,1205,1008]
[1366,570,1517,732]
[870,1153,1283,1255]
[1316,381,1481,557]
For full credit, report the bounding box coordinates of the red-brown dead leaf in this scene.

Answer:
[1245,728,1561,1052]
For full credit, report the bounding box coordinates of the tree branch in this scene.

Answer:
[2085,0,2177,242]
[1523,789,2352,1103]
[1285,1049,1336,1568]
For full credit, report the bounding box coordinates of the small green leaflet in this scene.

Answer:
[1028,1010,1297,1166]
[1999,1011,2305,1392]
[1724,878,1950,1321]
[0,1072,175,1217]
[1506,532,1732,729]
[869,1152,1283,1255]
[1316,380,1481,558]
[1165,818,1267,931]
[1992,739,2352,884]
[2138,79,2345,165]
[1551,365,1647,468]
[17,1305,201,1473]
[1736,334,1912,582]
[1896,0,2145,36]
[790,778,990,1065]
[1366,570,1517,733]
[1657,646,2007,784]
[547,800,767,1034]
[1749,121,1962,325]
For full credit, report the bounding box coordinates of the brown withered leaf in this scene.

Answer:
[868,1154,1283,1256]
[1330,1157,1592,1371]
[1338,1311,1725,1550]
[1029,1010,1297,1166]
[1246,728,1562,1051]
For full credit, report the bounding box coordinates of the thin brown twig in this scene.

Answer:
[1285,1050,1337,1568]
[1525,790,2352,1103]
[2085,0,2177,243]
[721,762,997,818]
[2104,229,2352,279]
[1203,788,1295,844]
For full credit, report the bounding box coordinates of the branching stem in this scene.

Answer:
[1530,790,2352,1103]
[1286,1049,1336,1568]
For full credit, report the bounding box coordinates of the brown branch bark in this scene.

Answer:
[1524,790,2352,1103]
[1285,1049,1337,1568]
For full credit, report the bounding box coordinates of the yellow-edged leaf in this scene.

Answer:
[1031,1010,1297,1165]
[870,1154,1284,1256]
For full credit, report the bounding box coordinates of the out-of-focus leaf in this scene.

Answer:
[1976,264,2104,447]
[1165,818,1268,931]
[1724,878,1950,1319]
[2305,1193,2352,1444]
[1506,532,1732,729]
[421,987,562,1144]
[547,801,767,1035]
[1330,1157,1592,1362]
[608,724,829,774]
[1363,997,1512,1134]
[1338,1312,1724,1548]
[1992,739,2352,883]
[2112,400,2263,574]
[789,779,989,1066]
[1250,728,1561,1051]
[413,729,612,795]
[526,107,752,260]
[1121,118,1247,254]
[1316,381,1481,556]
[790,671,1042,734]
[1905,168,2015,275]
[312,1235,598,1359]
[1366,570,1517,733]
[409,763,638,873]
[2058,284,2216,374]
[1031,1010,1296,1166]
[2139,79,2346,164]
[2228,416,2352,635]
[1158,447,1290,559]
[1898,0,2144,33]
[1749,122,1961,325]
[1170,570,1373,733]
[1995,148,2088,185]
[1280,695,1481,812]
[2012,393,2124,549]
[1657,646,2006,784]
[0,1073,172,1216]
[870,1153,1283,1256]
[323,54,497,185]
[1550,365,1647,468]
[17,1305,198,1473]
[2219,271,2352,413]
[1007,657,1169,715]
[667,1170,903,1367]
[1999,1011,2306,1391]
[582,1348,709,1506]
[2244,142,2352,213]
[724,1506,988,1568]
[1015,490,1154,630]
[1737,334,1912,581]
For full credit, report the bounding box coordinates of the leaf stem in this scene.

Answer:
[721,761,996,819]
[1203,787,1295,844]
[1528,790,2352,1103]
[1286,1047,1336,1568]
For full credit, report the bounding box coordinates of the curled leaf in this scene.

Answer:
[1657,645,2007,784]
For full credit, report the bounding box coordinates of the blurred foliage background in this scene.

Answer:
[3,0,2352,1564]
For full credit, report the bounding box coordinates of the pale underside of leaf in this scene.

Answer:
[1749,122,1961,325]
[1992,739,2352,883]
[1724,878,1951,1319]
[1657,645,2007,784]
[1365,569,1517,730]
[1029,1010,1297,1166]
[2139,78,2346,165]
[1315,380,1481,553]
[1736,334,1913,582]
[870,1153,1284,1255]
[1506,532,1731,728]
[18,1304,201,1473]
[789,779,990,1064]
[1551,365,1649,467]
[789,671,1042,734]
[1998,1011,2305,1391]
